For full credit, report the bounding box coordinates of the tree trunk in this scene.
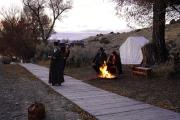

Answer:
[152,1,168,63]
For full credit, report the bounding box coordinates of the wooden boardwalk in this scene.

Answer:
[20,63,180,120]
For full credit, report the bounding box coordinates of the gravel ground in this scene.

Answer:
[0,63,82,120]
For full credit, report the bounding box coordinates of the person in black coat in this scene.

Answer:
[92,47,107,74]
[49,42,58,84]
[49,42,65,86]
[62,44,70,71]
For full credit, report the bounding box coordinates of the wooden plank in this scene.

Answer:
[72,93,124,100]
[63,93,119,101]
[83,100,142,111]
[59,91,110,98]
[73,97,135,108]
[70,94,123,101]
[89,104,152,116]
[96,107,180,120]
[74,95,126,104]
[136,67,152,70]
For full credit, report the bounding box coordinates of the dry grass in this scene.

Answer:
[165,23,180,41]
[3,64,38,81]
[65,66,97,80]
[152,63,175,78]
[37,60,50,68]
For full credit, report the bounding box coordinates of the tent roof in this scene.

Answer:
[123,36,149,47]
[120,36,149,65]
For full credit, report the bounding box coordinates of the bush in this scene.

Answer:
[66,46,97,67]
[99,37,110,44]
[135,29,141,32]
[88,38,99,43]
[1,56,12,64]
[153,63,174,78]
[35,43,51,61]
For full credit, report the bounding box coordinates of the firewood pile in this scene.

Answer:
[28,102,45,120]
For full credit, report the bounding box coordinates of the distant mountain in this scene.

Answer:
[48,29,130,41]
[49,31,108,41]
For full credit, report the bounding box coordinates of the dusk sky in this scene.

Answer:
[0,0,131,40]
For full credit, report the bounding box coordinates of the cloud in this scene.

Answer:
[0,0,130,33]
[54,0,129,32]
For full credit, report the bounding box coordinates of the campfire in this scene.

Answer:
[98,61,116,79]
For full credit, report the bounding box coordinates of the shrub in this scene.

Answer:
[88,38,99,43]
[153,63,174,78]
[35,43,51,61]
[66,46,97,67]
[99,37,110,44]
[135,29,141,32]
[1,56,12,64]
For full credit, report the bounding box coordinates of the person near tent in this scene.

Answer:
[107,54,116,74]
[107,51,123,75]
[49,42,66,86]
[92,47,107,74]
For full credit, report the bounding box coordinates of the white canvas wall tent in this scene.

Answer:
[119,36,149,65]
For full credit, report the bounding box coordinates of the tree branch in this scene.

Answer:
[171,5,180,14]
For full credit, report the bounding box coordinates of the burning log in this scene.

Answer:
[98,61,116,79]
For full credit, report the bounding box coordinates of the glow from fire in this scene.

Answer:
[99,62,116,79]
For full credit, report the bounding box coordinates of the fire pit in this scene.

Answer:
[98,62,117,79]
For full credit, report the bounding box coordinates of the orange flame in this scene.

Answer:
[99,62,116,79]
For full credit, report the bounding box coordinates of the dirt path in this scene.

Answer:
[0,64,81,120]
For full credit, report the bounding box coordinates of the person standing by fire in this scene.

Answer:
[107,51,123,75]
[92,47,107,74]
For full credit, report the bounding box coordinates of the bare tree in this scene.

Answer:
[0,7,21,30]
[0,8,38,60]
[0,7,21,56]
[23,0,72,44]
[114,0,180,63]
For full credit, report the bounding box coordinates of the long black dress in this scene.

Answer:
[49,49,65,85]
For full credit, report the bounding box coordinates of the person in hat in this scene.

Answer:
[49,42,65,86]
[62,44,70,71]
[92,47,107,74]
[49,42,58,84]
